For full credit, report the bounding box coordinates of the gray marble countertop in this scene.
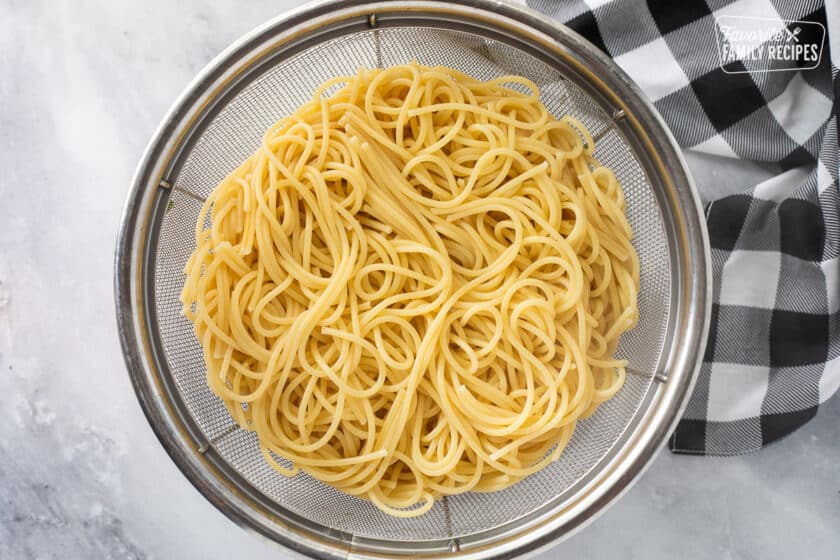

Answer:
[1,1,838,558]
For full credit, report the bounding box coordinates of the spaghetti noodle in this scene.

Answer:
[180,63,639,517]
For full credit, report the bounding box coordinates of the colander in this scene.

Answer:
[114,1,711,558]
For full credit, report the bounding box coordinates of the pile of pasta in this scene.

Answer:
[181,63,639,517]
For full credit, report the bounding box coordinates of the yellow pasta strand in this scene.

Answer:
[180,63,640,517]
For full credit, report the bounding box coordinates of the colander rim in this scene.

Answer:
[114,1,711,558]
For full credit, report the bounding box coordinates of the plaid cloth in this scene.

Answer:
[528,0,840,455]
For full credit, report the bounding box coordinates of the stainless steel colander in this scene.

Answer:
[114,1,710,558]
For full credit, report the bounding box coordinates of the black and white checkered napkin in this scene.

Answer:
[527,0,840,455]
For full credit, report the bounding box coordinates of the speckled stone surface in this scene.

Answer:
[1,1,837,558]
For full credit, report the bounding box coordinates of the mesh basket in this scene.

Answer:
[115,2,710,558]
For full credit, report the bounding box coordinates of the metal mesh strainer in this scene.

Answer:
[115,1,710,558]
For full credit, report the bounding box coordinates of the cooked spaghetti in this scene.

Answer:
[180,63,639,517]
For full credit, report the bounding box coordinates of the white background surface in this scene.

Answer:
[1,1,838,558]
